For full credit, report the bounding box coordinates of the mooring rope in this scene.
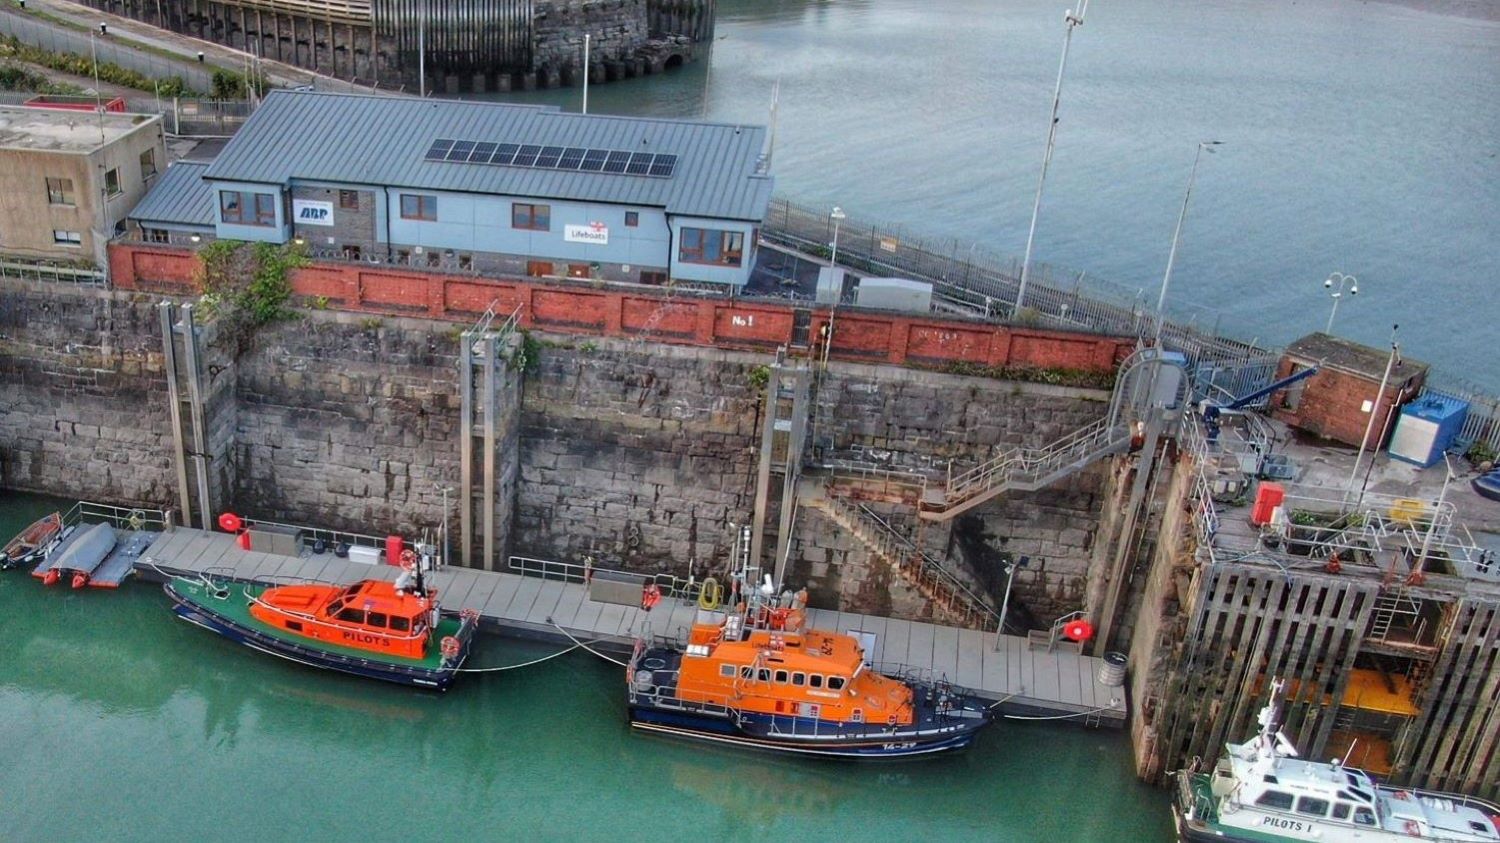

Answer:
[453,642,585,673]
[548,618,629,667]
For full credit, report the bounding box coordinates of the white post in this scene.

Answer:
[1155,141,1222,345]
[1413,455,1455,576]
[1346,325,1399,506]
[582,34,590,114]
[994,561,1016,651]
[418,0,426,98]
[1016,0,1089,314]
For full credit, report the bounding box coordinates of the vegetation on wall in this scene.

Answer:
[0,60,82,93]
[197,240,306,352]
[934,361,1117,390]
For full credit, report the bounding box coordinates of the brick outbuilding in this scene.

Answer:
[1270,332,1428,449]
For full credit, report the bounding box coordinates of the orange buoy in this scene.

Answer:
[1063,619,1095,642]
[641,583,662,611]
[218,512,243,533]
[440,636,461,660]
[237,531,252,551]
[71,571,89,589]
[43,569,60,586]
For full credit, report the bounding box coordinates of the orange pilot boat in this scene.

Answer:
[627,532,993,758]
[165,546,478,690]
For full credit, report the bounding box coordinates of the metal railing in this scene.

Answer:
[806,495,998,631]
[943,417,1130,508]
[236,515,388,552]
[0,258,106,285]
[507,554,702,603]
[63,500,170,531]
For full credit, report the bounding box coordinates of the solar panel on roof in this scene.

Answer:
[648,154,677,177]
[579,149,608,171]
[424,139,454,161]
[469,142,497,162]
[535,146,564,168]
[446,141,476,162]
[626,152,654,175]
[603,151,632,173]
[558,147,586,170]
[490,143,520,165]
[513,144,542,167]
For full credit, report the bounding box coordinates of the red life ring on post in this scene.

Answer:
[1063,619,1095,642]
[641,583,662,611]
[218,512,243,533]
[440,636,461,659]
[400,548,418,570]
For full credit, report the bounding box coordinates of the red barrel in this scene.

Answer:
[386,535,404,566]
[1252,482,1286,526]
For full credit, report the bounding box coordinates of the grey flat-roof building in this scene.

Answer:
[132,91,775,288]
[0,106,166,271]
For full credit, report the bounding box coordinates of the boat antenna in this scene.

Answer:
[1340,738,1358,767]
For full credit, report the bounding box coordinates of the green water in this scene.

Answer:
[0,492,1172,841]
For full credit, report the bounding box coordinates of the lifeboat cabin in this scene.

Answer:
[672,612,915,727]
[248,580,438,660]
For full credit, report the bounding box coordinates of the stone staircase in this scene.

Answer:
[918,416,1134,521]
[805,493,999,631]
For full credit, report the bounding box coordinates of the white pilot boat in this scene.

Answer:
[1173,679,1500,842]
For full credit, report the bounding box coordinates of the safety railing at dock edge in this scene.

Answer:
[507,554,704,603]
[63,500,171,532]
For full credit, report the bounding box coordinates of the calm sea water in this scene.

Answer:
[486,0,1500,390]
[0,491,1170,841]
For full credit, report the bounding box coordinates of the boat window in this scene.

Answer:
[1348,786,1372,803]
[851,708,863,723]
[810,675,823,689]
[286,621,302,632]
[757,668,771,682]
[828,676,846,691]
[1353,808,1376,826]
[367,612,388,629]
[1254,791,1294,810]
[390,616,410,632]
[1263,775,1279,784]
[791,672,806,686]
[740,666,753,679]
[720,664,736,678]
[1332,804,1350,820]
[326,599,345,616]
[336,607,366,624]
[1295,796,1329,817]
[1470,821,1492,834]
[774,670,789,684]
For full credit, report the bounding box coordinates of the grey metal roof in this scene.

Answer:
[130,161,214,228]
[202,91,775,222]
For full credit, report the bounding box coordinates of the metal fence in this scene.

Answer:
[0,257,105,285]
[0,9,216,93]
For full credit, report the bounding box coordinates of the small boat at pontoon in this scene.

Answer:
[33,521,114,587]
[1173,678,1500,842]
[625,532,993,758]
[165,548,479,690]
[1,511,64,570]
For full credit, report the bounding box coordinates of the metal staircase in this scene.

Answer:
[918,417,1134,521]
[1027,610,1088,654]
[804,494,1000,631]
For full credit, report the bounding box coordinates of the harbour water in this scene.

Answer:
[488,0,1500,389]
[0,492,1171,841]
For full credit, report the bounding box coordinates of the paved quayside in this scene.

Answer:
[134,527,1126,725]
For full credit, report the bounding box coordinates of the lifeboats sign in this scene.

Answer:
[292,199,334,226]
[564,221,609,245]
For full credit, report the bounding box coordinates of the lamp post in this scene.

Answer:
[828,205,845,269]
[993,555,1031,650]
[1324,272,1358,334]
[582,34,590,114]
[1155,140,1223,345]
[439,485,453,569]
[417,0,426,97]
[1015,0,1090,314]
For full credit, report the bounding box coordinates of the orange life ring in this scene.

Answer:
[217,512,243,533]
[641,583,662,611]
[887,715,897,727]
[1063,619,1095,642]
[440,636,461,659]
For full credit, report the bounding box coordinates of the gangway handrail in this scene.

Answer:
[852,501,998,625]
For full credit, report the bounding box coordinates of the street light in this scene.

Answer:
[993,554,1031,650]
[1015,0,1091,313]
[828,206,846,268]
[1154,140,1223,345]
[1323,272,1358,334]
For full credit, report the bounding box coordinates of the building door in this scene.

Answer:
[527,260,553,277]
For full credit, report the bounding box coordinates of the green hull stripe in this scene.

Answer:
[172,578,462,669]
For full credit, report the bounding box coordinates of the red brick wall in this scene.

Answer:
[1270,357,1426,448]
[109,243,1132,374]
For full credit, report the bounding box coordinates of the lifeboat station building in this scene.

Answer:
[127,90,775,289]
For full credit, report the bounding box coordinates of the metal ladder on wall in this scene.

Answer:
[1368,586,1421,642]
[803,492,999,631]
